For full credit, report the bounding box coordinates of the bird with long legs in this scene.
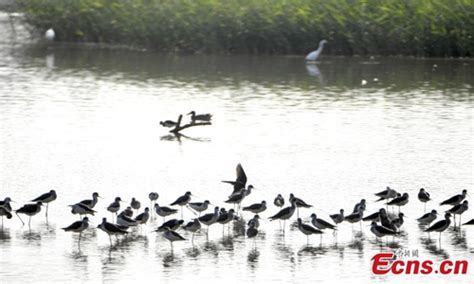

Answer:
[198,207,220,237]
[107,197,123,221]
[148,192,159,218]
[70,203,96,218]
[289,193,312,218]
[417,209,438,225]
[246,221,259,250]
[297,218,323,246]
[170,191,192,218]
[418,188,431,212]
[98,217,128,246]
[243,201,267,214]
[188,200,211,216]
[154,203,178,221]
[62,217,90,248]
[16,202,43,229]
[217,208,236,235]
[162,227,186,251]
[0,197,13,230]
[425,213,451,243]
[447,200,468,228]
[79,192,100,209]
[269,199,296,235]
[370,221,398,244]
[31,190,56,219]
[183,219,201,245]
[440,189,467,206]
[387,193,409,213]
[310,213,336,243]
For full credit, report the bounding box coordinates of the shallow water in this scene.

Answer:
[0,12,473,283]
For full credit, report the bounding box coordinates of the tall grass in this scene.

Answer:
[17,0,474,57]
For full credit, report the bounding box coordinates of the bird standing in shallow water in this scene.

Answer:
[79,192,100,209]
[0,197,13,229]
[198,207,220,236]
[188,200,211,216]
[246,221,259,249]
[274,194,284,208]
[447,200,469,228]
[425,213,451,243]
[70,203,96,218]
[162,227,186,251]
[370,221,398,242]
[62,217,90,247]
[170,191,192,218]
[31,190,57,219]
[98,217,128,246]
[107,197,122,221]
[417,209,438,225]
[387,193,409,213]
[243,201,267,214]
[269,199,297,235]
[305,40,327,62]
[297,218,323,245]
[289,193,312,218]
[440,189,467,206]
[183,219,201,244]
[131,198,141,212]
[16,202,43,228]
[329,209,344,226]
[418,188,431,212]
[154,203,178,221]
[148,192,159,218]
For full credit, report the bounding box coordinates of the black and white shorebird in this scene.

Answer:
[198,206,220,235]
[79,192,100,209]
[183,218,201,244]
[243,201,267,214]
[297,218,323,245]
[123,206,134,217]
[107,197,123,220]
[352,199,366,213]
[135,207,150,225]
[310,213,336,243]
[440,189,467,206]
[379,209,398,232]
[370,221,398,242]
[269,199,296,234]
[329,209,344,226]
[417,209,438,225]
[16,202,43,228]
[248,214,261,229]
[170,191,192,218]
[156,219,184,232]
[417,188,431,211]
[289,193,312,218]
[188,200,211,216]
[225,186,252,210]
[391,212,405,229]
[425,213,452,242]
[130,198,141,211]
[70,203,96,218]
[31,190,57,218]
[246,221,259,249]
[274,194,284,208]
[374,187,398,202]
[447,200,469,227]
[217,208,236,235]
[154,203,178,221]
[98,217,128,246]
[188,111,212,123]
[0,197,13,228]
[222,163,248,197]
[160,120,178,128]
[344,208,364,231]
[362,209,383,222]
[162,227,186,251]
[387,193,409,213]
[117,211,139,228]
[463,219,474,225]
[62,217,90,246]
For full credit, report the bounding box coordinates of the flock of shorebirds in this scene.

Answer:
[0,164,472,251]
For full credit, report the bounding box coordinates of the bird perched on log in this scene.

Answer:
[188,111,212,123]
[160,120,177,128]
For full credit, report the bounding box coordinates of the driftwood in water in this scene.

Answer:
[169,114,211,133]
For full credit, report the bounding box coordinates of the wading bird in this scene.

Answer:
[425,213,451,242]
[417,209,438,225]
[162,227,186,251]
[31,190,57,219]
[440,189,467,206]
[16,202,43,228]
[297,218,323,245]
[305,40,327,62]
[62,217,90,247]
[170,191,192,218]
[222,163,248,197]
[243,200,267,214]
[97,218,128,246]
[418,188,431,211]
[154,203,178,221]
[79,192,100,209]
[269,199,297,235]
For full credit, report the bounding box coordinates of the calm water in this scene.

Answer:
[0,12,473,283]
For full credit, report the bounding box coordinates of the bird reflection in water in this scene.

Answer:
[232,219,246,236]
[0,228,11,240]
[305,63,324,85]
[298,245,328,256]
[184,246,200,258]
[202,241,219,257]
[220,235,234,250]
[160,133,210,144]
[449,228,467,249]
[247,249,260,266]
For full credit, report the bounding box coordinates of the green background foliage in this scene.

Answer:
[17,0,474,57]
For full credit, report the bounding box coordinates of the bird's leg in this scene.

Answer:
[424,203,426,212]
[222,224,225,236]
[306,235,309,246]
[16,213,24,226]
[453,215,456,228]
[28,216,32,228]
[109,235,112,246]
[459,215,462,229]
[283,220,286,235]
[181,206,183,219]
[359,220,362,231]
[46,203,49,219]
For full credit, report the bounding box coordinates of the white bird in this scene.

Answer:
[305,40,327,61]
[44,28,55,41]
